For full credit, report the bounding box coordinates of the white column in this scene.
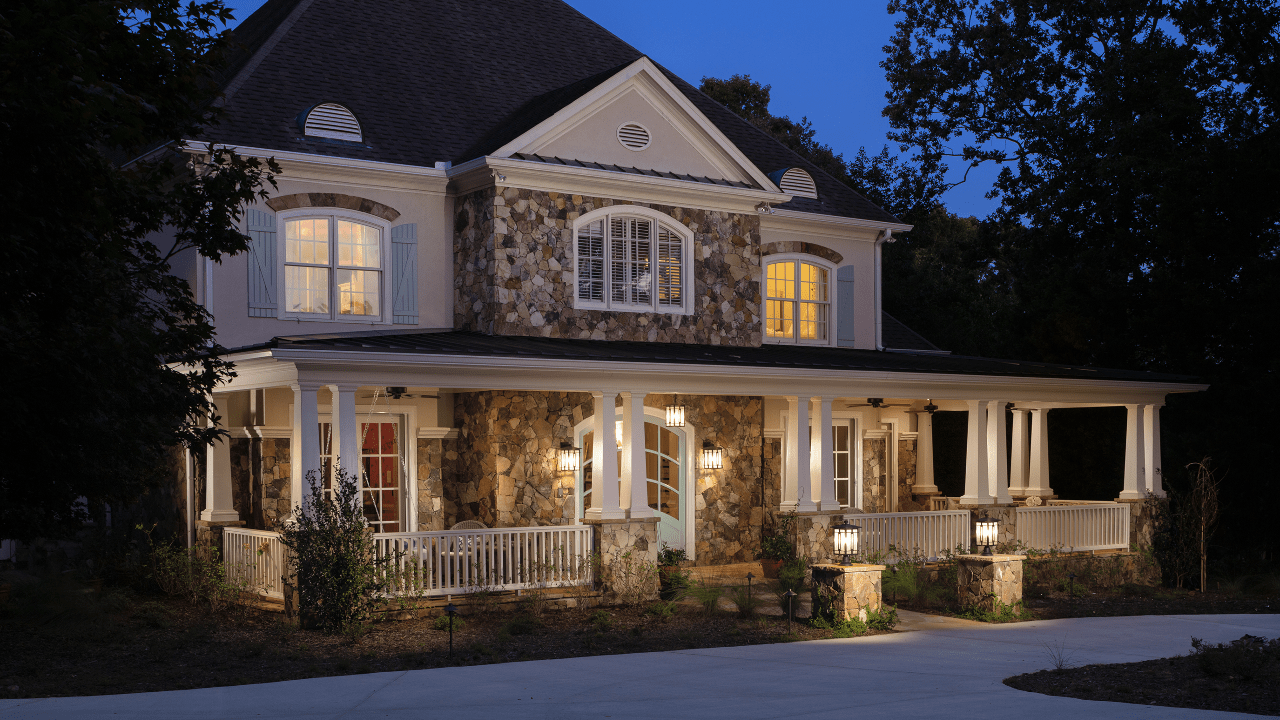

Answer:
[988,401,1011,504]
[621,392,654,518]
[200,394,240,522]
[961,400,993,503]
[788,396,815,511]
[914,411,938,494]
[1026,407,1052,497]
[329,384,361,497]
[1008,409,1030,496]
[816,397,839,511]
[1121,404,1147,499]
[780,412,797,512]
[291,382,323,510]
[587,392,624,520]
[1146,405,1165,497]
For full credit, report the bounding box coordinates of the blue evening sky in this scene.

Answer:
[220,0,1000,218]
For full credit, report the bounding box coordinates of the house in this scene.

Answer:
[176,0,1203,597]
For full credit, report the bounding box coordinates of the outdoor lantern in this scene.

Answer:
[558,442,580,472]
[701,440,723,470]
[975,515,999,556]
[665,404,686,428]
[833,520,861,565]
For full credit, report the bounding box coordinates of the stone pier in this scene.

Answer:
[957,554,1023,612]
[811,563,885,622]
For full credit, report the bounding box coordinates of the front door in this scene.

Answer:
[579,418,686,551]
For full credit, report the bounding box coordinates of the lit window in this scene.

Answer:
[575,213,687,312]
[765,258,830,343]
[284,215,383,319]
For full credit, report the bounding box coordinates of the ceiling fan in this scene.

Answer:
[357,386,440,400]
[844,398,913,409]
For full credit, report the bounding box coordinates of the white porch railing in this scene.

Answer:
[848,510,971,560]
[223,527,286,599]
[374,526,595,597]
[1016,503,1130,552]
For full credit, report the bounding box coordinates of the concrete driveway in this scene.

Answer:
[4,613,1278,719]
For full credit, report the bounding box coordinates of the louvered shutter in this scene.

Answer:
[391,223,418,324]
[246,208,277,317]
[836,265,856,346]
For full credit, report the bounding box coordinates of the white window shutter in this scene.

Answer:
[391,223,418,324]
[246,207,277,317]
[837,265,856,346]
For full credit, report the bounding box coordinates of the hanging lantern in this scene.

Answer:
[558,442,580,472]
[833,520,860,566]
[701,440,723,470]
[975,515,999,556]
[665,404,686,428]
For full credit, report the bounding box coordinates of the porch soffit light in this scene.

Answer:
[558,442,580,472]
[975,515,999,556]
[701,440,723,470]
[833,520,860,566]
[666,404,686,428]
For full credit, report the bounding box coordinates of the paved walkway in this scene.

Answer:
[4,613,1278,719]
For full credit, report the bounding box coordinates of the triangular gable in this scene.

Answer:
[492,58,778,190]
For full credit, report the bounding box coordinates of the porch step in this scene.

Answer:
[687,562,764,588]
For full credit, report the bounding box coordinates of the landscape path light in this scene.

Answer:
[783,589,797,633]
[975,515,999,556]
[445,602,458,658]
[832,520,860,566]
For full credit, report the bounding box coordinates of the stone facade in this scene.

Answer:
[896,437,921,511]
[265,192,400,221]
[794,512,841,566]
[760,241,843,265]
[416,437,447,532]
[592,517,659,602]
[811,563,884,622]
[861,437,887,512]
[957,554,1023,611]
[258,437,291,530]
[453,186,763,345]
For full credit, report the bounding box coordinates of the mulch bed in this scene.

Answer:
[1005,649,1280,716]
[0,592,870,699]
[890,584,1278,622]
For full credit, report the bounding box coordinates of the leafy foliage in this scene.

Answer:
[0,0,277,541]
[1191,635,1280,682]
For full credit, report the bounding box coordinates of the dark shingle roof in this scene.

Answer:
[882,312,942,352]
[241,330,1198,385]
[509,153,755,189]
[209,0,900,224]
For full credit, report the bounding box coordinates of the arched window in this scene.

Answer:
[279,210,388,320]
[574,208,691,314]
[764,256,832,344]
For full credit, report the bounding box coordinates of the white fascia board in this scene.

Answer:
[180,141,450,192]
[240,347,1203,405]
[453,156,788,215]
[490,57,781,192]
[765,208,914,236]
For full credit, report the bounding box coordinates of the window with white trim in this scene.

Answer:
[575,211,689,313]
[765,257,831,343]
[282,213,385,320]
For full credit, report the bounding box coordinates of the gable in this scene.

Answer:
[493,58,775,190]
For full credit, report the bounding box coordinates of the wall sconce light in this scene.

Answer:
[666,404,686,428]
[975,515,999,556]
[701,440,723,470]
[833,520,860,566]
[558,442,580,472]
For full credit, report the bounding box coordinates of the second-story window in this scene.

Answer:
[575,211,688,313]
[284,215,383,319]
[765,258,831,344]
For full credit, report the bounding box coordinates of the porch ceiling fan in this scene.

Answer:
[844,398,913,409]
[357,387,440,400]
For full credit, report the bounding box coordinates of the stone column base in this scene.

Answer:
[957,554,1023,612]
[794,510,848,565]
[195,519,246,556]
[583,517,660,603]
[811,563,885,622]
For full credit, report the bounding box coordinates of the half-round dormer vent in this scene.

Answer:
[617,122,651,151]
[769,167,818,199]
[302,103,363,142]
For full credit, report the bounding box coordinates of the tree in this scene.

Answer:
[0,0,277,542]
[881,0,1280,558]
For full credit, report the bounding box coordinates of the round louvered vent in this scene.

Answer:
[777,167,818,199]
[617,122,651,151]
[303,103,362,142]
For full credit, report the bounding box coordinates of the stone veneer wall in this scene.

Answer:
[258,438,291,530]
[229,439,253,522]
[416,438,447,532]
[896,437,920,511]
[453,187,763,345]
[861,437,888,512]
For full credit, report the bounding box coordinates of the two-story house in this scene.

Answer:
[178,0,1203,598]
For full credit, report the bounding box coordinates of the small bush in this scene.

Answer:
[590,609,613,631]
[605,549,659,607]
[1191,635,1280,681]
[645,601,676,620]
[433,614,465,632]
[725,583,762,618]
[500,614,543,636]
[685,582,724,615]
[865,605,898,631]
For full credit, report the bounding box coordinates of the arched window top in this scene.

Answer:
[572,207,692,315]
[768,167,818,199]
[301,103,363,143]
[764,254,834,345]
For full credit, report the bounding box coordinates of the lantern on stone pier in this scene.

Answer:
[975,515,999,556]
[833,520,860,566]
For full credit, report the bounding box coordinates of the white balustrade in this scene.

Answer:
[1016,503,1130,552]
[848,510,971,561]
[223,527,286,599]
[374,525,595,597]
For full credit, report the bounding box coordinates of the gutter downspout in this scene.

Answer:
[874,228,895,351]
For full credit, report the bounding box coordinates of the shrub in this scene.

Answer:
[645,601,676,620]
[279,468,398,634]
[433,614,465,632]
[500,614,543,636]
[590,609,613,631]
[865,605,898,631]
[725,583,762,618]
[685,581,724,615]
[759,513,797,560]
[657,544,688,567]
[143,527,245,613]
[605,549,658,607]
[772,557,808,620]
[1191,635,1280,681]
